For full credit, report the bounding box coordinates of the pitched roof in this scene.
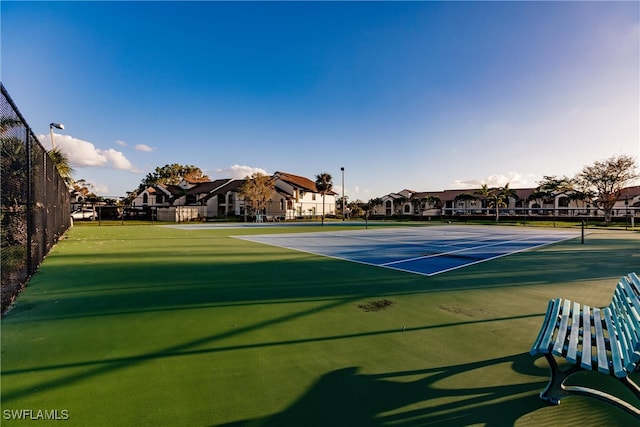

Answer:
[197,179,247,202]
[274,171,337,194]
[411,191,444,199]
[185,179,232,195]
[274,171,318,192]
[619,185,640,199]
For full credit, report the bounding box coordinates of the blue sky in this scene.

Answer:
[2,1,638,199]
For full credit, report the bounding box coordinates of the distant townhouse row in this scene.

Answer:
[371,186,640,218]
[130,171,337,222]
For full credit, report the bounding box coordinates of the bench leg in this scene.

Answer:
[539,353,640,419]
[539,353,581,405]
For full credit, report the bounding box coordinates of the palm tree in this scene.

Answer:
[475,184,493,216]
[475,184,507,221]
[499,183,518,213]
[47,147,74,186]
[412,197,426,219]
[1,117,26,209]
[315,172,333,226]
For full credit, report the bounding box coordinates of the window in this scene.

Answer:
[312,193,316,201]
[404,205,410,213]
[143,194,148,205]
[186,195,197,205]
[156,194,164,204]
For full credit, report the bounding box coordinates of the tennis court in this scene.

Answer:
[4,224,638,426]
[234,225,580,276]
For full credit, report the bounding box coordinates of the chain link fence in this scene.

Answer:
[1,83,71,316]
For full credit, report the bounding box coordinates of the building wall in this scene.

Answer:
[156,206,201,222]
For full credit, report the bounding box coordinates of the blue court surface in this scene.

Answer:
[233,225,580,276]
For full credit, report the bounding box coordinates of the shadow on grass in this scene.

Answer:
[218,353,639,426]
[218,352,550,427]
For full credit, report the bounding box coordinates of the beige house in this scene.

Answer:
[131,172,336,222]
[370,185,640,219]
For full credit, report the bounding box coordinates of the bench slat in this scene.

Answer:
[581,305,593,370]
[628,272,640,295]
[530,298,562,355]
[593,308,609,374]
[530,299,557,355]
[620,278,640,342]
[603,307,626,378]
[614,280,640,370]
[552,299,572,357]
[566,301,581,364]
[611,288,635,365]
[622,276,640,371]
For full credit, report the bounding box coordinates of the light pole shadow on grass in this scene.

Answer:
[217,353,632,427]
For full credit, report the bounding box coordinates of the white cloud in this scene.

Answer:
[135,144,155,152]
[102,149,133,170]
[116,140,127,147]
[91,183,110,194]
[212,164,269,179]
[451,172,537,189]
[39,133,137,172]
[450,179,483,190]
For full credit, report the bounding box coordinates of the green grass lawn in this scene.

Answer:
[1,223,639,426]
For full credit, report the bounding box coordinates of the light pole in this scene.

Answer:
[49,122,64,149]
[341,167,345,221]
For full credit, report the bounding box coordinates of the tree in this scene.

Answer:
[361,197,383,228]
[537,175,573,195]
[347,200,363,218]
[239,172,275,219]
[475,184,509,221]
[47,147,74,185]
[412,195,441,219]
[138,163,209,191]
[71,179,98,201]
[499,183,519,210]
[315,172,333,226]
[575,154,639,224]
[366,197,383,216]
[1,117,26,209]
[475,184,494,216]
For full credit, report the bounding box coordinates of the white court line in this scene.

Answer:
[233,226,581,276]
[379,234,545,266]
[420,234,580,276]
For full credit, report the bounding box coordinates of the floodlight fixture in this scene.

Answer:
[49,122,65,149]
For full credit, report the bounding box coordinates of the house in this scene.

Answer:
[377,190,417,216]
[370,185,640,218]
[130,172,336,222]
[131,183,184,209]
[613,186,640,216]
[173,179,246,218]
[266,172,337,220]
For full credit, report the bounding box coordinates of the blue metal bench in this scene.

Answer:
[530,272,640,418]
